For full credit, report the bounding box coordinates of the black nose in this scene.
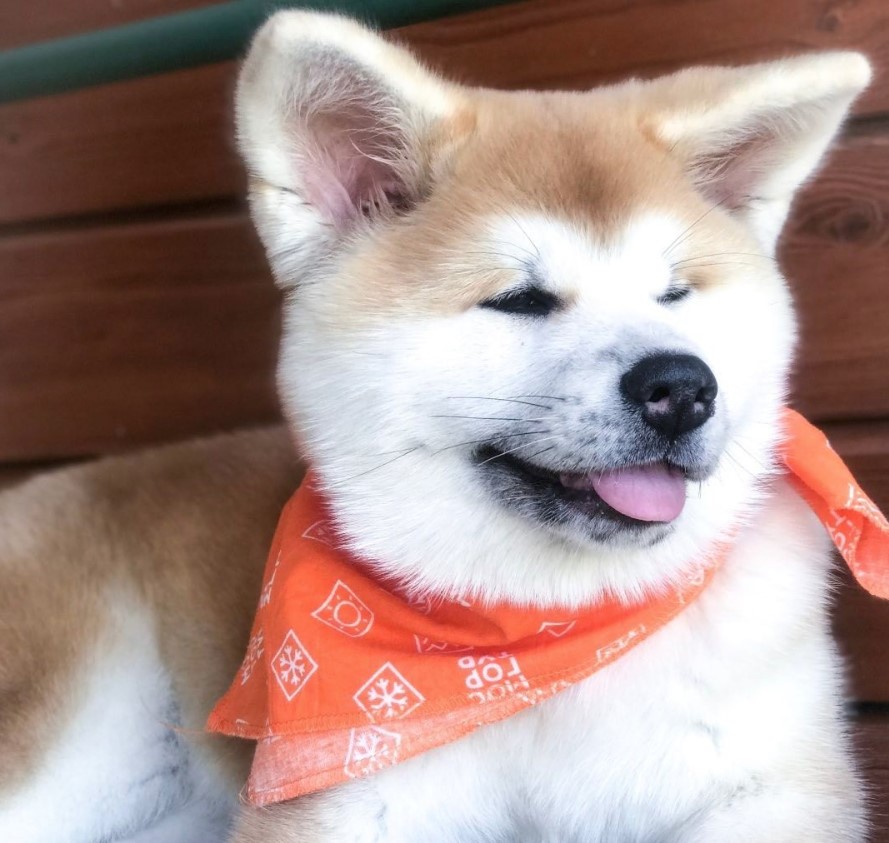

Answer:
[620,353,718,438]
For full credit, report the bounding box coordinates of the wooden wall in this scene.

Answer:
[1,0,887,834]
[0,0,223,49]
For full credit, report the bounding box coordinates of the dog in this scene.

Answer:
[0,11,876,842]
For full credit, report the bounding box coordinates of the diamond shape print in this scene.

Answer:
[343,726,402,779]
[311,579,374,638]
[353,662,424,722]
[271,630,318,701]
[302,519,333,545]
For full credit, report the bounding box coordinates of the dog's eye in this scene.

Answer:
[657,284,692,306]
[480,285,560,317]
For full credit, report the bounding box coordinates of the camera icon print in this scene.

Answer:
[312,579,375,638]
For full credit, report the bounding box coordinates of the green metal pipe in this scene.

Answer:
[0,0,508,104]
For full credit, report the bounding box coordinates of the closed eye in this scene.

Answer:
[480,284,561,317]
[657,284,692,306]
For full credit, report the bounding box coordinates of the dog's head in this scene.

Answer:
[236,12,869,606]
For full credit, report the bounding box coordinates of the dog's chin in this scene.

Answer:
[473,445,715,548]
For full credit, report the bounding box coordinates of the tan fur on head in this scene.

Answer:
[0,12,873,842]
[234,11,870,610]
[237,13,870,292]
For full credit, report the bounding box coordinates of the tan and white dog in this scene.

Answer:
[0,11,875,842]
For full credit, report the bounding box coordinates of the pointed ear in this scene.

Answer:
[643,52,871,251]
[235,11,464,283]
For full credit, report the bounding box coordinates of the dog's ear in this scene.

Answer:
[643,52,871,251]
[236,11,464,285]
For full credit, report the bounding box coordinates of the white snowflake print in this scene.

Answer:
[271,630,318,701]
[343,726,401,779]
[239,629,264,685]
[354,662,424,721]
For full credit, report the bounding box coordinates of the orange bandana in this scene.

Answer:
[207,409,888,805]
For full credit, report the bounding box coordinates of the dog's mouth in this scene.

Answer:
[475,446,689,531]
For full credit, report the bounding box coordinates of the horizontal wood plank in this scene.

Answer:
[837,567,889,704]
[784,130,889,422]
[0,62,243,226]
[3,0,889,226]
[0,0,224,50]
[2,128,887,460]
[0,211,281,459]
[407,0,889,116]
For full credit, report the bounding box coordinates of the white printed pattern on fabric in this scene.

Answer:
[312,579,375,638]
[827,509,858,554]
[271,630,318,702]
[832,491,881,555]
[343,726,402,779]
[458,653,530,704]
[391,585,435,616]
[517,678,571,707]
[239,629,264,685]
[259,552,281,609]
[596,626,646,664]
[302,519,334,545]
[413,635,472,654]
[844,482,889,530]
[354,662,425,721]
[537,620,576,638]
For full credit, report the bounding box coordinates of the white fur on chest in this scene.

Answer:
[333,483,854,843]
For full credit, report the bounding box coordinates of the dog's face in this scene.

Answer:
[238,14,869,606]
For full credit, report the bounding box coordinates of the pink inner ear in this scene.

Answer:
[298,110,405,231]
[693,119,788,213]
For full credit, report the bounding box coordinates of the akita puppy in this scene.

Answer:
[0,11,881,843]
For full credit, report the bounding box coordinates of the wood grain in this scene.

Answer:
[3,0,889,226]
[0,210,281,459]
[2,129,887,460]
[837,567,889,704]
[0,61,243,226]
[784,129,889,422]
[403,0,889,116]
[0,0,224,50]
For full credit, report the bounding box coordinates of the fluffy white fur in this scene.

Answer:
[281,209,792,607]
[0,10,872,843]
[229,13,871,842]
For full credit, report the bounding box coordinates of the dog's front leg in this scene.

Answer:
[678,757,866,843]
[227,785,388,843]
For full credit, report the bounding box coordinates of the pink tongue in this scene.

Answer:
[561,464,686,523]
